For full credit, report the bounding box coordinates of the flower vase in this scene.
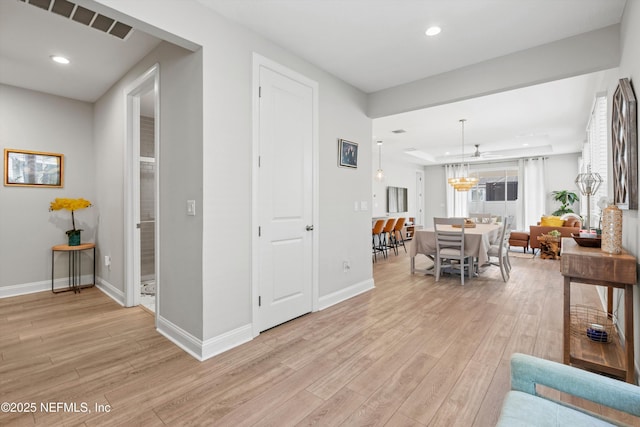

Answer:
[67,230,81,246]
[601,204,622,254]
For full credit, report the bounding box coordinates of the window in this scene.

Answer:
[486,181,518,201]
[581,94,608,227]
[467,166,518,219]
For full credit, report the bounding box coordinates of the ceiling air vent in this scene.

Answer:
[22,0,133,40]
[392,129,407,134]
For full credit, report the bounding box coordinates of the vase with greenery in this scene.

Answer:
[551,190,579,216]
[49,198,92,246]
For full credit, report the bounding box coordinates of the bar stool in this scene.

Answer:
[382,218,398,256]
[391,217,407,253]
[372,219,386,261]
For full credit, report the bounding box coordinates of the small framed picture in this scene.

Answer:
[4,148,64,187]
[338,139,358,168]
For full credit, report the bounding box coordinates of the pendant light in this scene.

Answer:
[447,119,478,191]
[375,140,384,181]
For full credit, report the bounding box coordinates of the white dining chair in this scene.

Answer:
[487,216,513,281]
[433,217,474,285]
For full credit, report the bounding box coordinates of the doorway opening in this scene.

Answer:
[138,88,157,312]
[125,64,159,314]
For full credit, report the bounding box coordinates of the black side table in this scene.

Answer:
[51,243,96,294]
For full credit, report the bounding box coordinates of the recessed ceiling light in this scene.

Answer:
[50,55,70,65]
[425,26,441,36]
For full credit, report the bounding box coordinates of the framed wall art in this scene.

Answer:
[4,148,64,188]
[611,78,637,210]
[338,139,358,168]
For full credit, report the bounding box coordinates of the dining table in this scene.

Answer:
[410,222,502,276]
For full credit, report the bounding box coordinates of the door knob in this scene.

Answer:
[306,225,314,231]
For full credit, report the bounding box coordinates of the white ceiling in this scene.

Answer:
[0,0,162,102]
[198,0,626,93]
[198,0,626,165]
[373,71,613,165]
[0,0,627,165]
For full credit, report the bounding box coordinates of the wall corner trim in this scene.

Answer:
[157,316,253,362]
[96,277,125,306]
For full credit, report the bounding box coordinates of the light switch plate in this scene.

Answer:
[187,200,196,216]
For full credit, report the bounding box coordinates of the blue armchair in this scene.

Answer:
[497,353,640,426]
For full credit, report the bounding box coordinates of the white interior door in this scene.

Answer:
[257,65,313,332]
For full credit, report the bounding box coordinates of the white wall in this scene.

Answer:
[0,85,95,294]
[91,0,372,354]
[545,153,581,216]
[371,156,423,220]
[610,0,640,378]
[93,41,204,337]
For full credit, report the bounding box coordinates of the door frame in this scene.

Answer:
[251,53,319,337]
[415,170,424,226]
[124,63,160,314]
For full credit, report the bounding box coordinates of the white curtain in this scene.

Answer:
[445,164,469,218]
[518,158,546,230]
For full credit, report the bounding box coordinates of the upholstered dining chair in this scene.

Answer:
[372,219,386,261]
[487,216,513,281]
[433,217,474,285]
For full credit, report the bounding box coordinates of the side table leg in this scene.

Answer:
[625,284,634,383]
[563,277,571,365]
[51,250,54,293]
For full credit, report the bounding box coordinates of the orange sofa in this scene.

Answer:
[529,216,582,250]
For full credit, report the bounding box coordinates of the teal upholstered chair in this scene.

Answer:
[498,353,640,426]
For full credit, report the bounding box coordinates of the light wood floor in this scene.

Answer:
[1,250,637,426]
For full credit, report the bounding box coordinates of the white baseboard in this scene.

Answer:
[0,279,49,298]
[156,315,252,361]
[96,277,125,306]
[318,278,375,311]
[0,275,95,298]
[201,324,253,361]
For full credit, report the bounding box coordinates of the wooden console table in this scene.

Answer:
[51,243,96,294]
[560,238,637,383]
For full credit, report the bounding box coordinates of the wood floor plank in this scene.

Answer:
[0,251,632,426]
[428,360,496,427]
[342,351,438,426]
[472,358,511,427]
[297,387,367,427]
[252,390,323,427]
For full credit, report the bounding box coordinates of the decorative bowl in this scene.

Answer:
[571,233,602,248]
[586,326,609,342]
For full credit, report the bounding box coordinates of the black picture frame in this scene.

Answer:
[338,139,358,168]
[611,78,638,210]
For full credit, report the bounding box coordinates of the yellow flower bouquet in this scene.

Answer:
[49,198,92,245]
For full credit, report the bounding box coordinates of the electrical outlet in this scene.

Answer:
[343,261,351,273]
[104,255,111,266]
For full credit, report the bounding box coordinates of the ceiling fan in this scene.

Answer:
[466,144,502,159]
[436,143,554,163]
